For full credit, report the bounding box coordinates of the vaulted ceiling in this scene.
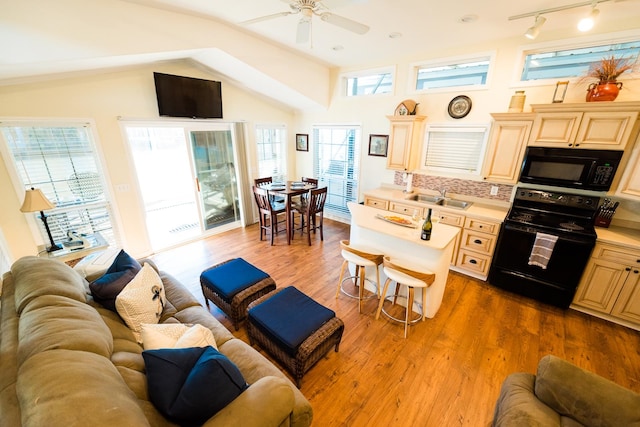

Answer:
[2,0,639,110]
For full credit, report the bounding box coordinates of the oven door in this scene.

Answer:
[489,222,595,307]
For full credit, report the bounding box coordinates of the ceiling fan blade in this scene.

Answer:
[319,12,369,34]
[296,18,311,44]
[241,11,293,25]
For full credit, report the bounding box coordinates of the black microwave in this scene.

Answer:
[519,147,623,191]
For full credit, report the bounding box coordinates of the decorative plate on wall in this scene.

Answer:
[447,95,472,119]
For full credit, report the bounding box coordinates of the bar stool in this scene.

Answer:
[335,240,384,313]
[375,256,435,338]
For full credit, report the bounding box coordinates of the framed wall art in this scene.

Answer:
[295,133,308,152]
[368,134,389,157]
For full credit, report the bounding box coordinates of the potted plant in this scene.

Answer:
[584,55,634,102]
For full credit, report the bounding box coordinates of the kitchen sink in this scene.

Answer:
[408,194,472,210]
[409,194,443,204]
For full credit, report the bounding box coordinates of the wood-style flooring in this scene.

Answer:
[150,219,640,427]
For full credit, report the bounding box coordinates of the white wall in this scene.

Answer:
[296,28,640,200]
[0,61,295,259]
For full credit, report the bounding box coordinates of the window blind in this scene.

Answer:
[313,125,361,218]
[1,123,118,246]
[422,126,488,174]
[255,124,287,182]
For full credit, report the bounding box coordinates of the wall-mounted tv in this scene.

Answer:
[153,72,223,119]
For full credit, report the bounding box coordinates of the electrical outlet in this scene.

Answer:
[115,184,130,192]
[490,185,499,196]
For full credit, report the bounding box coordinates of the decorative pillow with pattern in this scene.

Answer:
[115,263,165,343]
[141,323,217,350]
[89,249,141,311]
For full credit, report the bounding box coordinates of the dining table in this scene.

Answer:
[264,180,323,244]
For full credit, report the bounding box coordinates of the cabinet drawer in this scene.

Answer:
[593,243,640,266]
[455,249,491,276]
[389,202,422,217]
[464,217,500,235]
[433,210,465,227]
[364,197,389,210]
[459,229,497,256]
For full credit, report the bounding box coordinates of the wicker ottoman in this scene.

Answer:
[200,258,276,330]
[247,286,344,387]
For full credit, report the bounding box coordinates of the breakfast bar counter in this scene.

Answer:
[348,202,460,318]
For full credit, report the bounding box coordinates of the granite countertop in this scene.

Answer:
[363,187,510,223]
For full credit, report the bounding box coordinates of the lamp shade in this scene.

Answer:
[20,188,55,213]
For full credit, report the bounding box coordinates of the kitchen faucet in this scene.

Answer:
[439,188,447,199]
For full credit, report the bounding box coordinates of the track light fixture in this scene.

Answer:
[578,4,600,32]
[509,0,610,39]
[525,15,546,40]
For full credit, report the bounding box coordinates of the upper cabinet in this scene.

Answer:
[482,113,535,184]
[616,133,640,199]
[528,102,640,150]
[386,115,427,171]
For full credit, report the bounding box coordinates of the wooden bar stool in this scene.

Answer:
[335,240,384,313]
[375,256,435,338]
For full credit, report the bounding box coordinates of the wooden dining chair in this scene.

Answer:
[291,187,327,245]
[254,176,284,203]
[301,177,318,185]
[252,185,287,245]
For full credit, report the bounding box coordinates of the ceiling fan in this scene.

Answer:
[241,0,370,44]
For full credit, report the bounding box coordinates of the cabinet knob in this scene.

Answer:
[469,259,477,264]
[568,143,573,147]
[474,239,482,244]
[575,143,580,147]
[634,270,639,274]
[626,267,632,271]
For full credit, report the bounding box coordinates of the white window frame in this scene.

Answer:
[419,124,490,179]
[512,29,640,88]
[255,123,287,182]
[409,51,496,94]
[0,118,121,249]
[340,66,396,97]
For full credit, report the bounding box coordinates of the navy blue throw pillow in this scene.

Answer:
[89,249,141,311]
[143,346,248,426]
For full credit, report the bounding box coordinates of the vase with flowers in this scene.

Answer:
[584,55,633,102]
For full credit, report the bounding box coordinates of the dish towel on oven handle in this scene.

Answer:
[528,232,559,269]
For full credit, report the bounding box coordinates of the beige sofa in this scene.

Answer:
[0,256,313,427]
[493,354,640,427]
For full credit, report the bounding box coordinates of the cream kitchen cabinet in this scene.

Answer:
[482,113,535,184]
[528,102,640,150]
[363,196,389,210]
[572,242,640,330]
[452,217,500,280]
[386,115,427,171]
[615,134,640,199]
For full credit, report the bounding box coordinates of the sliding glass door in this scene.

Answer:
[125,122,243,251]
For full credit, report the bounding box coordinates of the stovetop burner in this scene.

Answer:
[506,188,600,238]
[559,222,585,231]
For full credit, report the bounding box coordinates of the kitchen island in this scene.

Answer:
[348,202,460,318]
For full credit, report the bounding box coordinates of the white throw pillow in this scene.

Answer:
[141,323,217,350]
[116,263,165,343]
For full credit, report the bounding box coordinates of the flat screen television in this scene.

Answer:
[153,72,223,119]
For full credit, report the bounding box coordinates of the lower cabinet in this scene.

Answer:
[572,242,640,330]
[452,217,499,280]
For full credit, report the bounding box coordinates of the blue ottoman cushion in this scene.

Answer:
[200,258,270,302]
[248,286,336,357]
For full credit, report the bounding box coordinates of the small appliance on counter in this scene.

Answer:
[594,198,619,228]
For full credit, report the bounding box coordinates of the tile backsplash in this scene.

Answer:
[394,171,513,202]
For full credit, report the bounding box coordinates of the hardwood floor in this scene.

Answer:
[150,219,640,427]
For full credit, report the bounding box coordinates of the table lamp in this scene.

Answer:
[20,187,62,252]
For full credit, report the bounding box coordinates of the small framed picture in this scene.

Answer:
[296,134,308,152]
[553,81,569,103]
[368,134,389,157]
